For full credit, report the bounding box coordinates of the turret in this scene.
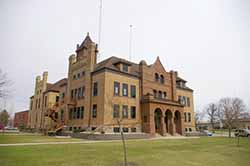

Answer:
[42,71,48,91]
[75,33,98,71]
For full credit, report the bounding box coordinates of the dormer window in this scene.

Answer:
[123,64,129,72]
[155,73,159,82]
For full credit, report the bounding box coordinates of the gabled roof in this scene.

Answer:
[45,78,67,93]
[150,56,167,73]
[93,56,140,77]
[76,33,94,53]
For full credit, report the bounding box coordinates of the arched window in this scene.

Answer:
[163,92,167,99]
[160,75,164,84]
[153,90,157,98]
[158,91,162,99]
[155,73,159,82]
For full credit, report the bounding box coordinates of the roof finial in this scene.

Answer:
[87,32,90,36]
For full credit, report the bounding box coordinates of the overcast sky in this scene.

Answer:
[0,0,250,115]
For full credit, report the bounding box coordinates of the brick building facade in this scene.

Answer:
[27,34,195,135]
[14,110,29,128]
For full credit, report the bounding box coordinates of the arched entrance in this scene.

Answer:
[154,109,162,134]
[165,110,173,135]
[174,111,182,134]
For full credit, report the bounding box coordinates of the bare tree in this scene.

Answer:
[218,97,246,138]
[203,103,218,132]
[0,69,11,100]
[194,111,205,130]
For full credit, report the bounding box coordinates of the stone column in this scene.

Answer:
[161,115,166,136]
[150,110,156,135]
[170,117,176,135]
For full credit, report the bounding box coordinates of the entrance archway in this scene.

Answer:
[174,111,182,134]
[154,109,162,134]
[165,110,173,135]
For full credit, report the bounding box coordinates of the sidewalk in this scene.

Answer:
[0,136,200,147]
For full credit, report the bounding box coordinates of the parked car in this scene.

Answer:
[202,130,213,136]
[234,129,250,137]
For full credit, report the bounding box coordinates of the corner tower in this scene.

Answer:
[66,33,98,130]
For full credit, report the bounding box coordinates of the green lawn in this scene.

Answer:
[0,135,250,166]
[0,134,82,144]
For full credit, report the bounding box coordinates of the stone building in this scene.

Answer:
[27,34,195,135]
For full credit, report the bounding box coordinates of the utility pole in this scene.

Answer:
[129,25,133,61]
[98,0,103,62]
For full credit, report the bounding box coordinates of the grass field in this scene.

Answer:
[0,135,250,166]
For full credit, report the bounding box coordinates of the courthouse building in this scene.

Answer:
[28,34,195,136]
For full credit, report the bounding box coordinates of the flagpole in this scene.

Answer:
[98,0,103,62]
[129,24,132,61]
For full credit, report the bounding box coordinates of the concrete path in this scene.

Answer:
[0,136,200,147]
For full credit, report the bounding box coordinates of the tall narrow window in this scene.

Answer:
[178,96,182,103]
[78,87,81,99]
[80,107,84,119]
[73,107,77,119]
[114,82,120,96]
[69,109,73,120]
[187,97,190,107]
[113,104,120,118]
[122,105,128,118]
[163,92,167,99]
[71,90,74,99]
[92,104,97,118]
[153,90,157,98]
[81,86,85,97]
[122,83,128,96]
[160,75,164,84]
[60,109,64,121]
[183,96,187,106]
[188,113,191,122]
[184,112,187,122]
[155,73,159,82]
[130,85,136,98]
[56,96,59,102]
[77,107,80,119]
[158,91,162,99]
[131,106,136,119]
[74,89,77,99]
[93,82,98,96]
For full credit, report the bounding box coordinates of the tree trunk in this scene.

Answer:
[228,127,232,138]
[117,120,127,166]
